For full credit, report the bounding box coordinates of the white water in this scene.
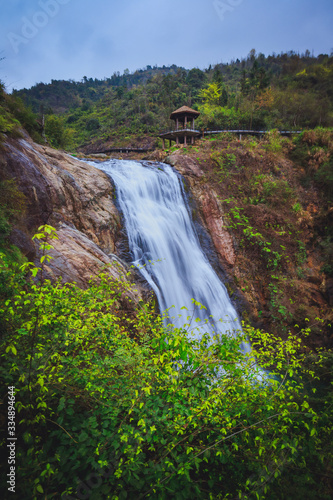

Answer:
[97,159,247,347]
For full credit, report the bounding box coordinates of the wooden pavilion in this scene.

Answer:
[159,106,201,148]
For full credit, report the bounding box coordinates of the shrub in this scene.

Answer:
[315,157,333,199]
[45,115,66,148]
[86,117,100,131]
[0,226,332,499]
[262,178,294,206]
[300,127,333,149]
[264,129,283,153]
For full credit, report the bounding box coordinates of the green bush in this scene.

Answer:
[0,110,20,136]
[264,129,284,153]
[0,226,332,499]
[86,117,100,131]
[262,178,294,206]
[315,158,333,199]
[45,115,67,148]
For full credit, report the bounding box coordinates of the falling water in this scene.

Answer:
[96,159,247,347]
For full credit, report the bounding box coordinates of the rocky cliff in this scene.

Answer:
[165,152,236,269]
[1,133,144,301]
[161,139,332,348]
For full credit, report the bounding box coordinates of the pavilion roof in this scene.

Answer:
[170,106,200,120]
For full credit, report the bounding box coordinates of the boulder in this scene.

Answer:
[2,135,140,296]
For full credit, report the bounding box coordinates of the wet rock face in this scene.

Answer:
[4,139,53,229]
[2,135,140,295]
[166,152,235,268]
[197,190,236,267]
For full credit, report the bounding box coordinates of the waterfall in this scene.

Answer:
[96,159,248,348]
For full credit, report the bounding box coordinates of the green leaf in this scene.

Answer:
[5,345,17,355]
[79,431,89,442]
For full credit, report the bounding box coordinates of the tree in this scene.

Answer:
[212,66,223,87]
[255,88,275,110]
[186,68,207,90]
[198,82,222,106]
[45,115,66,148]
[221,86,228,106]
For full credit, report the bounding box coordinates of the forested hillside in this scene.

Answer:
[13,50,333,151]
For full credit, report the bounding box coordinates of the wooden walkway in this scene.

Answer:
[96,147,153,154]
[203,129,302,137]
[160,129,302,138]
[91,130,303,155]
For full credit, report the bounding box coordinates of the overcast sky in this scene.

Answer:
[1,0,332,92]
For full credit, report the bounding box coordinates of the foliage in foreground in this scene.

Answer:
[0,226,332,500]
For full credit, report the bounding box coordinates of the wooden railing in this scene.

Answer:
[203,129,302,135]
[159,128,201,135]
[159,128,302,136]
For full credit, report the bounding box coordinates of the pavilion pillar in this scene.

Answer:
[169,139,172,147]
[162,138,165,149]
[166,107,201,151]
